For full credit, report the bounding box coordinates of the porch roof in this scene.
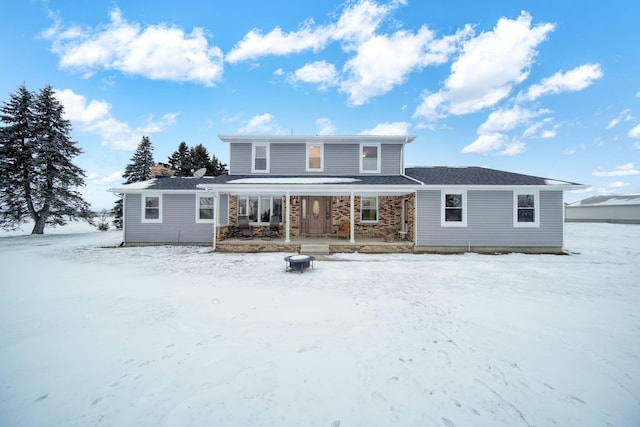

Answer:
[197,174,422,195]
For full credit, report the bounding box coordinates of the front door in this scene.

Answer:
[303,196,330,235]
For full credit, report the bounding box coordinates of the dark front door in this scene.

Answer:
[303,196,330,235]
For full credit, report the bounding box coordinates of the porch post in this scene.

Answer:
[285,191,291,243]
[212,191,219,251]
[349,191,355,243]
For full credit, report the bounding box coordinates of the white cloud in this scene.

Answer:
[54,88,177,150]
[522,63,603,101]
[359,121,410,135]
[414,12,554,120]
[608,181,629,189]
[92,170,125,185]
[238,113,281,133]
[628,123,640,139]
[289,61,338,90]
[606,109,634,129]
[592,163,639,177]
[341,26,469,105]
[461,133,507,155]
[226,0,394,63]
[316,118,336,135]
[43,8,223,86]
[478,105,545,134]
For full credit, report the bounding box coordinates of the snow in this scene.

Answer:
[544,179,571,186]
[1,223,639,426]
[568,195,640,207]
[227,177,361,184]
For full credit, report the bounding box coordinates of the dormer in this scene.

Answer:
[218,135,415,176]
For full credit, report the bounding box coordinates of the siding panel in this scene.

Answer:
[230,143,252,175]
[416,190,564,248]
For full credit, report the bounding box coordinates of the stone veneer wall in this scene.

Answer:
[217,193,415,242]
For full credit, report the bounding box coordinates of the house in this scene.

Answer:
[565,195,640,224]
[109,135,583,253]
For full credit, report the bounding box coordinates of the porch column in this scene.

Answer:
[212,191,220,251]
[285,191,291,243]
[349,191,355,243]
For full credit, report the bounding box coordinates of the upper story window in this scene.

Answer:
[196,194,214,223]
[514,190,539,227]
[252,142,269,173]
[441,190,467,227]
[307,143,323,171]
[141,194,162,223]
[360,143,381,173]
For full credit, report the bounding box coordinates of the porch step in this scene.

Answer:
[300,243,330,255]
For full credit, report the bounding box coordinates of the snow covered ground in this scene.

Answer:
[1,223,638,426]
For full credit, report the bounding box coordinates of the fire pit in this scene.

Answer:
[284,255,316,273]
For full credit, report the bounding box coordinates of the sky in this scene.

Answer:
[1,0,639,210]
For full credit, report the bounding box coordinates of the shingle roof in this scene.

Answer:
[405,166,580,186]
[111,167,581,192]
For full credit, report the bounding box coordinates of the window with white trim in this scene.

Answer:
[196,194,214,223]
[307,143,323,171]
[252,143,269,173]
[360,143,380,173]
[237,196,282,223]
[361,196,378,222]
[142,194,162,223]
[441,191,467,227]
[514,190,539,227]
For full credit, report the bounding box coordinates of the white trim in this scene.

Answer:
[513,189,540,227]
[360,195,379,223]
[195,193,215,223]
[306,142,324,172]
[441,190,467,227]
[251,142,270,173]
[359,143,381,173]
[141,193,163,223]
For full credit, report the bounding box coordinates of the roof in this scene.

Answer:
[405,166,581,187]
[217,134,416,144]
[566,194,640,207]
[109,167,583,194]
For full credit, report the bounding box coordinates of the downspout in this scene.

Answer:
[212,191,219,251]
[350,191,355,243]
[285,191,291,243]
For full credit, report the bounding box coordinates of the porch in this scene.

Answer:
[214,236,414,254]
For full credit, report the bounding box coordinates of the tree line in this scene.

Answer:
[0,83,227,234]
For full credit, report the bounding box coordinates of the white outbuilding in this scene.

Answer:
[565,194,640,224]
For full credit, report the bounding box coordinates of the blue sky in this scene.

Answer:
[2,0,639,210]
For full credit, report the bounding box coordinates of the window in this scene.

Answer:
[360,143,381,173]
[514,190,539,227]
[142,194,162,223]
[237,196,282,223]
[196,194,214,223]
[252,143,269,172]
[361,196,378,222]
[307,143,323,171]
[441,191,467,227]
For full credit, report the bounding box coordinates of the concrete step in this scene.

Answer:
[300,243,330,255]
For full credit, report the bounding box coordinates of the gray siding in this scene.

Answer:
[124,193,216,244]
[229,143,252,175]
[229,142,402,175]
[415,190,564,248]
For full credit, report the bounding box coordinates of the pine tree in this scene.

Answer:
[190,144,213,175]
[168,141,192,176]
[210,154,228,176]
[0,84,93,234]
[112,136,155,228]
[123,136,154,183]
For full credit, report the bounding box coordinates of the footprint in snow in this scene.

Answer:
[33,394,48,403]
[91,397,102,406]
[442,417,456,426]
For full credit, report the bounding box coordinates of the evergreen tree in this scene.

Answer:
[210,153,228,176]
[0,84,92,234]
[167,141,192,176]
[190,144,213,175]
[112,136,155,228]
[123,136,154,183]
